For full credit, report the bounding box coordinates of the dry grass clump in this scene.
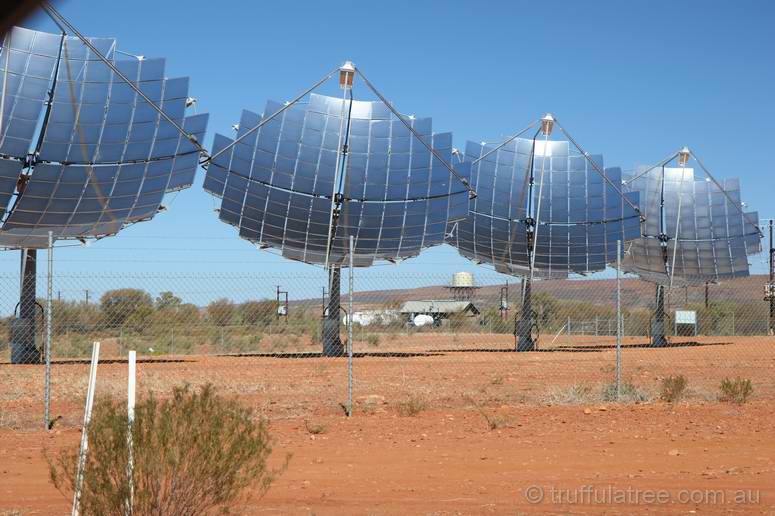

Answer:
[601,381,650,403]
[396,394,429,417]
[541,384,595,405]
[659,375,688,402]
[463,395,506,430]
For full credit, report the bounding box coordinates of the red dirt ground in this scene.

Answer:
[2,336,775,514]
[2,403,775,514]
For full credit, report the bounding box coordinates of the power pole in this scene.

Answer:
[85,289,90,304]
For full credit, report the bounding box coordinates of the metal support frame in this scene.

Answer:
[322,266,344,356]
[616,240,622,398]
[324,73,354,269]
[516,278,535,351]
[514,125,549,352]
[651,284,668,347]
[320,65,354,356]
[11,249,39,363]
[347,235,354,416]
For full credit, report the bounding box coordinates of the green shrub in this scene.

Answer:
[48,384,286,515]
[719,377,753,404]
[659,375,688,402]
[367,334,380,347]
[56,336,94,358]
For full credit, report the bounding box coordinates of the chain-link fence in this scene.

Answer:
[1,268,774,429]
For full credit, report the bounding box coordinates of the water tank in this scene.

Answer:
[413,314,435,327]
[452,272,475,288]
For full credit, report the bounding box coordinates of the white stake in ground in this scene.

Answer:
[72,341,100,516]
[126,350,136,515]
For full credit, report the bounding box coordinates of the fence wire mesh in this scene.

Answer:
[1,269,774,429]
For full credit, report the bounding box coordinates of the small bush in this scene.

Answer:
[396,394,428,417]
[48,384,286,515]
[304,420,326,435]
[367,334,380,347]
[601,382,649,403]
[659,375,688,402]
[719,377,753,404]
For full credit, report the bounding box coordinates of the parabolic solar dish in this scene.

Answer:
[0,26,207,248]
[204,93,470,267]
[449,138,641,278]
[621,166,761,285]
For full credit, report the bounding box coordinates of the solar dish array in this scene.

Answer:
[0,26,762,285]
[622,167,761,285]
[204,93,470,267]
[449,138,641,278]
[0,27,207,248]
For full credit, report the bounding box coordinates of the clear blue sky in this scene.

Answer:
[3,0,773,301]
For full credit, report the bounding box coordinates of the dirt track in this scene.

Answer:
[1,336,775,514]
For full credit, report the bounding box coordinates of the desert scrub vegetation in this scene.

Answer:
[304,420,326,435]
[48,384,288,515]
[396,394,429,416]
[601,381,650,403]
[659,375,688,402]
[541,384,594,405]
[463,395,506,430]
[719,377,753,404]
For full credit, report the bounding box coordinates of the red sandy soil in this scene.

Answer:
[1,336,775,514]
[1,402,774,514]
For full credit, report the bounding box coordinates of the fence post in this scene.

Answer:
[72,342,100,516]
[126,350,136,516]
[44,230,53,429]
[347,235,354,417]
[170,326,175,355]
[616,240,622,400]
